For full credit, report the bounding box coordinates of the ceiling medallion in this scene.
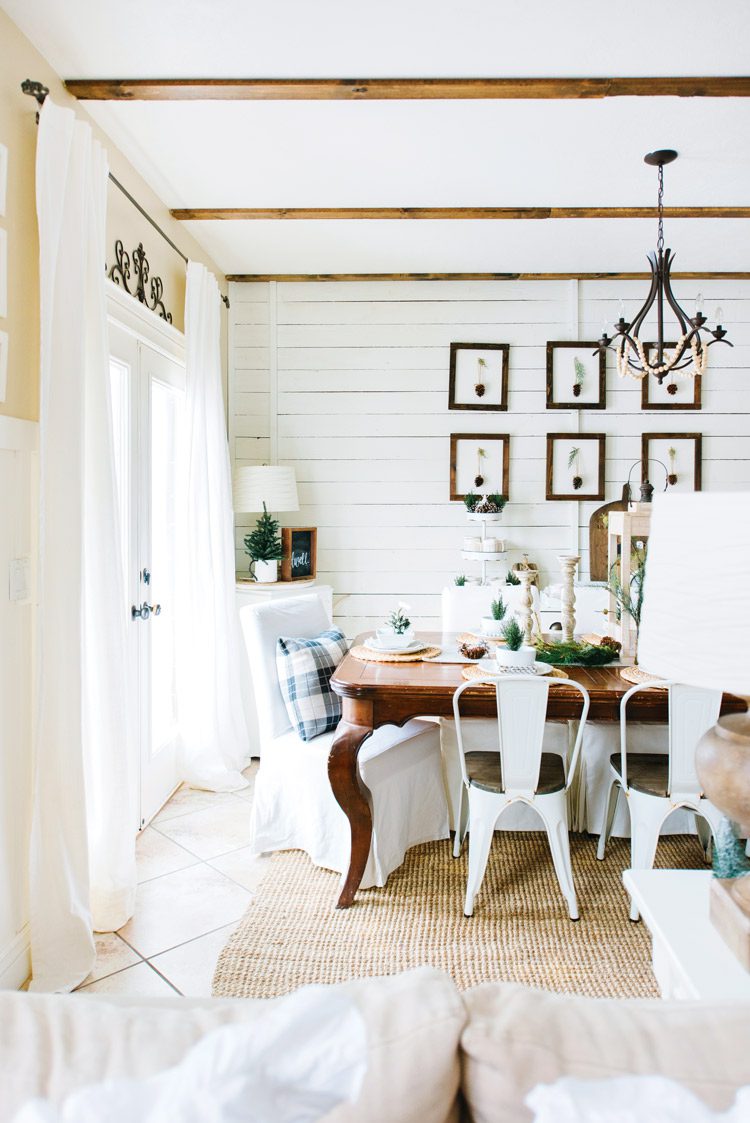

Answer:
[108,240,173,323]
[596,150,731,384]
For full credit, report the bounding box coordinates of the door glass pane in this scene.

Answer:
[150,379,182,755]
[109,358,130,591]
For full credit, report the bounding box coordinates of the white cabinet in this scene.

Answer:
[235,581,334,757]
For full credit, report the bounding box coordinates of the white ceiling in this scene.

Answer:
[4,0,750,273]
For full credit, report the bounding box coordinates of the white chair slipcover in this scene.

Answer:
[240,595,449,888]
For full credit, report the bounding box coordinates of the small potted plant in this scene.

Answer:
[481,594,507,636]
[505,569,521,586]
[375,602,415,650]
[494,617,536,669]
[454,574,467,586]
[243,503,283,583]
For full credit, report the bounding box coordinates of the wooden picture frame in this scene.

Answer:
[546,433,606,501]
[448,342,509,412]
[642,433,702,493]
[281,527,317,581]
[449,433,510,501]
[640,344,702,410]
[546,341,606,410]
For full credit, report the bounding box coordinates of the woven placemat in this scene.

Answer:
[461,663,569,682]
[351,643,442,664]
[620,666,665,686]
[457,629,504,646]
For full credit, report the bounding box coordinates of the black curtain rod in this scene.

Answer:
[21,79,230,310]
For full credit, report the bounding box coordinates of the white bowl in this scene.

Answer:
[494,646,536,669]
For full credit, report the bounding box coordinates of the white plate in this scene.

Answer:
[366,638,427,655]
[484,661,553,677]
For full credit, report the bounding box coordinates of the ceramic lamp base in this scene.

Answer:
[696,712,750,837]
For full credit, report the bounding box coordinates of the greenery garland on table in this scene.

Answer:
[534,639,621,666]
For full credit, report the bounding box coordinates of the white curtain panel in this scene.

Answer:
[176,262,249,790]
[30,100,136,992]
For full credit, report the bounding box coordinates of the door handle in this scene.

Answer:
[131,602,162,621]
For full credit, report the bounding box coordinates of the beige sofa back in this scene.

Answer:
[461,982,750,1122]
[1,970,749,1123]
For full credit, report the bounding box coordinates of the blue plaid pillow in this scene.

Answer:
[276,628,349,742]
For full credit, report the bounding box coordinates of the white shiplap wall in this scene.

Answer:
[229,278,750,636]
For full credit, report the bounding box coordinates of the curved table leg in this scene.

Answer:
[328,701,374,908]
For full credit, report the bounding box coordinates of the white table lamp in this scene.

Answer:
[638,491,750,963]
[233,465,299,514]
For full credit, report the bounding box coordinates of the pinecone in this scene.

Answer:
[475,494,500,513]
[474,474,485,488]
[572,383,582,397]
[666,382,678,395]
[668,473,678,486]
[573,475,583,490]
[474,383,486,398]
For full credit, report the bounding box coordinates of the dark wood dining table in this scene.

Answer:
[328,632,745,909]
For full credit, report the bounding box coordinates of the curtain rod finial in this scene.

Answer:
[21,79,50,107]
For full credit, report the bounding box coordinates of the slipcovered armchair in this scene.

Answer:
[240,595,449,888]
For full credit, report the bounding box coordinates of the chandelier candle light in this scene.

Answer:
[596,150,732,384]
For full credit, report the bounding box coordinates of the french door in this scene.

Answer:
[109,316,185,829]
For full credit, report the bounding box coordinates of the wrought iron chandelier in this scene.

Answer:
[596,149,732,384]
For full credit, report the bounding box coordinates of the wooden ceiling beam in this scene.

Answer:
[226,272,750,281]
[173,206,750,221]
[65,76,750,101]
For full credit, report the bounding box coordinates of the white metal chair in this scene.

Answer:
[452,675,590,920]
[597,681,723,920]
[240,595,449,889]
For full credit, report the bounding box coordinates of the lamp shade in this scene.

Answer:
[232,466,299,513]
[638,492,750,696]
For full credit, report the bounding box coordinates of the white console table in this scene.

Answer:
[623,869,750,1001]
[235,580,334,757]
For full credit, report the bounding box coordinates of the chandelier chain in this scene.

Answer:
[657,163,664,254]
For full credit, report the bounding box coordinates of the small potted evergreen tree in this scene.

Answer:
[494,617,536,669]
[481,594,507,637]
[243,503,283,583]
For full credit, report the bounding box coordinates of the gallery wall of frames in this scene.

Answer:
[228,277,750,635]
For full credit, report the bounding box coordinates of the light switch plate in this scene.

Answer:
[9,557,31,603]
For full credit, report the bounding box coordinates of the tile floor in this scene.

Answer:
[74,761,269,998]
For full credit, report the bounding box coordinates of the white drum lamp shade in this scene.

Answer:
[638,492,750,697]
[233,466,299,514]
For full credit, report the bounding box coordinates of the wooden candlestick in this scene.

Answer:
[557,554,580,643]
[517,570,535,645]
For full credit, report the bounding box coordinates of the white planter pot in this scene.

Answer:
[375,627,415,650]
[494,645,536,669]
[481,616,506,636]
[254,559,278,583]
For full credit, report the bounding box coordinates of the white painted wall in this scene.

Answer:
[0,418,36,989]
[229,278,750,637]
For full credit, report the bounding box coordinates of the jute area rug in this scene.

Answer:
[213,833,706,1001]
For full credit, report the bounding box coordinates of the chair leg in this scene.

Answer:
[628,793,666,921]
[453,784,469,858]
[538,794,579,920]
[597,777,620,860]
[464,790,496,917]
[694,813,712,864]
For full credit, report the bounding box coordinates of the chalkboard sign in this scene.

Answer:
[281,527,317,582]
